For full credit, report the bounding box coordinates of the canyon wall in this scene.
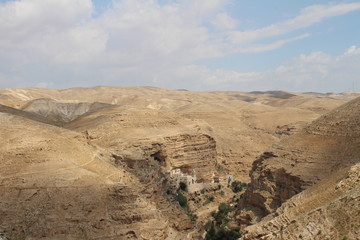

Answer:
[237,97,360,239]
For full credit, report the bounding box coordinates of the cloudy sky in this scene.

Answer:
[0,0,360,92]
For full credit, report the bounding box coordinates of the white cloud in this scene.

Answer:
[211,12,238,29]
[275,51,332,76]
[344,45,360,56]
[2,0,357,68]
[270,46,360,92]
[153,65,262,90]
[273,52,331,89]
[0,0,359,91]
[0,0,97,64]
[235,33,310,53]
[156,46,360,92]
[0,0,92,43]
[228,2,360,44]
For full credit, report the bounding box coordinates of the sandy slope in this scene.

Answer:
[0,86,359,239]
[239,96,360,239]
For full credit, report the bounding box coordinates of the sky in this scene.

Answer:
[0,0,360,92]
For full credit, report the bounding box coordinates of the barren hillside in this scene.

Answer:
[238,96,360,239]
[0,87,352,182]
[0,86,358,239]
[0,112,193,239]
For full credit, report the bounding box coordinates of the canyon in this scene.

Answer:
[0,86,359,239]
[238,96,360,239]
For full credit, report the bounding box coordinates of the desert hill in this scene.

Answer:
[65,106,217,182]
[0,86,359,239]
[1,87,352,181]
[21,98,115,126]
[238,96,360,239]
[242,163,360,240]
[0,104,56,126]
[0,112,192,239]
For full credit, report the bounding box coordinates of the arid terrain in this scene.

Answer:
[0,86,359,240]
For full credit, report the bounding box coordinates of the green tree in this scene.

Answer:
[179,182,187,191]
[231,181,247,193]
[205,202,241,240]
[177,192,188,208]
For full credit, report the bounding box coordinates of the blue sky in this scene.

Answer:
[0,0,359,92]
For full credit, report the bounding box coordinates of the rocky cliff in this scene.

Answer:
[0,87,358,239]
[0,113,189,239]
[241,163,360,240]
[238,97,360,238]
[66,107,218,182]
[1,86,351,182]
[161,134,217,181]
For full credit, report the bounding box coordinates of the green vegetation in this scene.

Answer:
[229,195,239,204]
[231,181,247,193]
[204,203,241,240]
[176,191,188,208]
[203,195,215,206]
[189,213,198,223]
[216,164,225,173]
[176,187,199,223]
[205,224,241,240]
[179,181,187,191]
[212,203,232,225]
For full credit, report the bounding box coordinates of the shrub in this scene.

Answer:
[189,213,198,223]
[212,203,232,226]
[205,202,241,240]
[179,182,187,191]
[218,203,232,214]
[177,192,188,208]
[216,164,225,173]
[203,195,215,205]
[203,199,211,206]
[205,222,217,240]
[215,227,241,240]
[231,181,247,193]
[205,224,241,240]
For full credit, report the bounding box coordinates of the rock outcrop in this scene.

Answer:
[238,97,360,238]
[67,108,218,182]
[0,113,187,239]
[0,104,55,126]
[22,98,114,126]
[160,134,217,181]
[1,86,352,182]
[241,163,360,240]
[1,87,359,239]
